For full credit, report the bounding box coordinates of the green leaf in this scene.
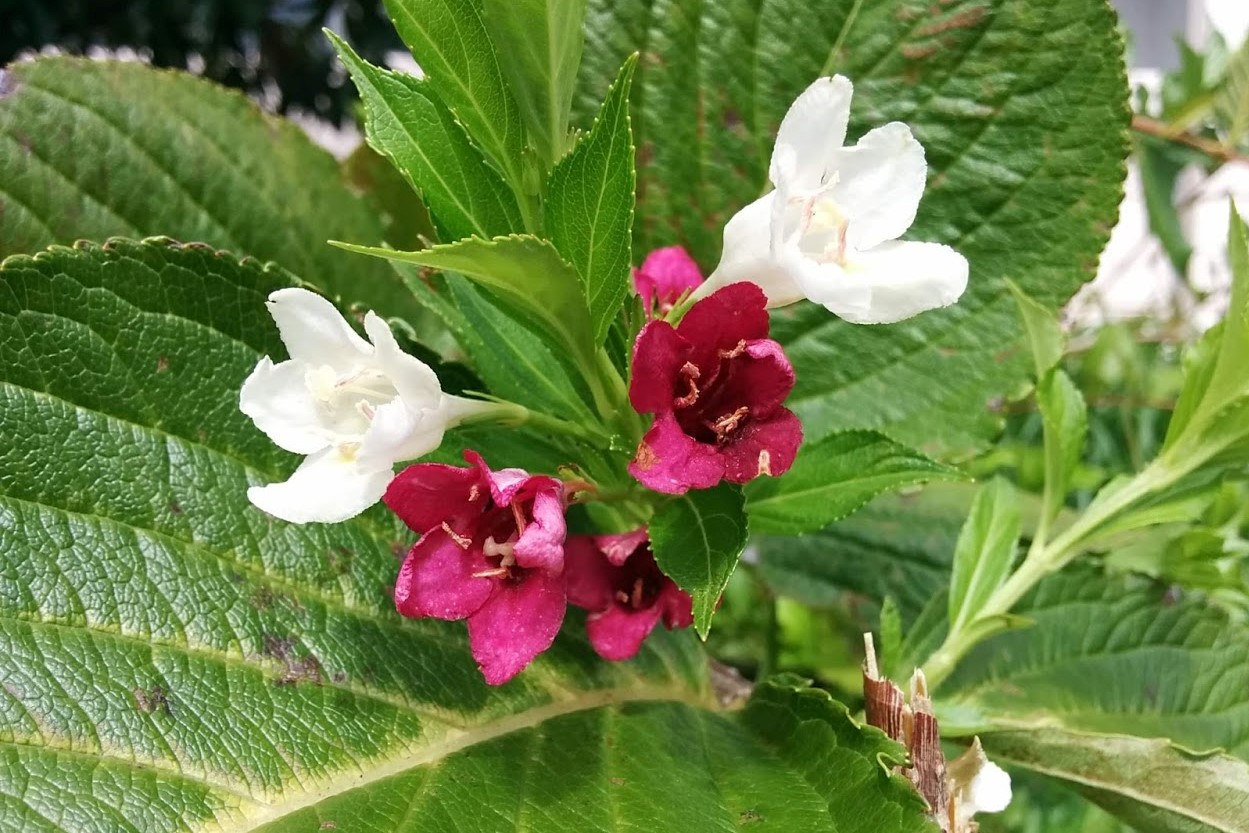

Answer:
[878,596,903,677]
[334,235,597,372]
[0,57,418,323]
[577,0,1129,453]
[545,55,638,344]
[983,730,1249,833]
[0,238,933,832]
[650,484,750,637]
[329,33,524,241]
[383,0,527,193]
[948,478,1020,634]
[1136,136,1199,275]
[745,430,965,535]
[1036,368,1089,527]
[481,0,587,166]
[1009,281,1065,381]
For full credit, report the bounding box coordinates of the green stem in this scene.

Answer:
[921,458,1182,689]
[455,396,613,447]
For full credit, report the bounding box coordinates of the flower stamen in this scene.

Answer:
[441,522,472,549]
[674,362,701,408]
[708,406,751,441]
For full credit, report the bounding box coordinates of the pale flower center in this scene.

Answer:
[306,364,398,440]
[800,191,851,266]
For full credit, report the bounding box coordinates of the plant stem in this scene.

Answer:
[921,458,1181,689]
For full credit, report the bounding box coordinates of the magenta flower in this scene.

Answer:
[385,451,568,685]
[633,245,704,315]
[627,282,803,494]
[565,530,693,661]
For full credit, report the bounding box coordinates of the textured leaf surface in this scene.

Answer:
[0,57,417,321]
[0,239,932,832]
[481,0,587,166]
[576,0,1129,452]
[546,55,637,344]
[650,485,749,637]
[983,729,1249,833]
[331,35,523,242]
[745,430,964,535]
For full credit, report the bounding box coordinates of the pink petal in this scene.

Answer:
[659,582,695,630]
[512,482,567,572]
[464,450,531,506]
[586,604,665,662]
[721,408,803,484]
[565,535,616,611]
[628,321,690,414]
[393,528,493,620]
[629,412,724,495]
[385,463,483,533]
[634,246,704,307]
[705,338,796,419]
[593,528,649,567]
[467,569,566,685]
[676,283,770,373]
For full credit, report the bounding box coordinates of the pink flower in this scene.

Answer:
[633,245,704,315]
[627,282,803,494]
[385,451,568,685]
[565,530,693,661]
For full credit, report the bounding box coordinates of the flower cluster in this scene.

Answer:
[239,74,970,686]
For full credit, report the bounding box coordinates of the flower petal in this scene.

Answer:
[720,408,803,484]
[564,536,616,611]
[634,245,705,308]
[701,338,796,419]
[830,122,927,251]
[594,528,649,567]
[393,528,493,620]
[629,412,724,494]
[772,75,854,190]
[465,450,534,507]
[512,482,567,572]
[467,569,566,685]
[247,447,390,523]
[658,582,695,630]
[785,255,874,319]
[265,288,371,369]
[362,311,443,405]
[628,320,690,415]
[703,192,808,308]
[384,462,483,534]
[586,604,665,661]
[238,357,328,455]
[356,399,447,471]
[676,282,770,373]
[841,240,969,324]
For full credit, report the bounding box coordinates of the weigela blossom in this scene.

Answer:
[628,282,802,494]
[950,738,1013,826]
[633,245,704,315]
[565,529,693,661]
[240,288,493,524]
[385,451,568,685]
[696,75,969,324]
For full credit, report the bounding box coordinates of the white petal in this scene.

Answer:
[239,357,328,455]
[702,192,807,307]
[266,288,371,368]
[356,399,447,470]
[830,122,927,251]
[785,254,874,319]
[838,240,969,324]
[967,760,1012,815]
[362,312,442,406]
[247,447,391,524]
[772,76,854,190]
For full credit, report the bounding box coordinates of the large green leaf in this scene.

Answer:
[576,0,1129,453]
[481,0,588,166]
[745,430,964,535]
[330,34,524,242]
[947,478,1020,634]
[0,57,417,322]
[545,55,637,344]
[0,239,933,831]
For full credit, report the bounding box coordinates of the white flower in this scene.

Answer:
[696,75,969,324]
[240,288,491,524]
[949,738,1012,827]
